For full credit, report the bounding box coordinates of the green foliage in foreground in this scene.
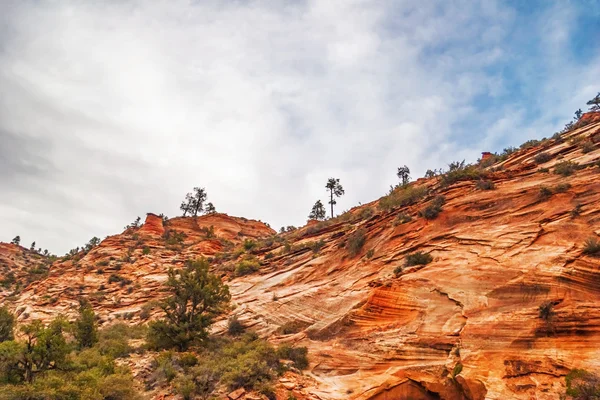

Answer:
[152,333,309,400]
[0,307,142,400]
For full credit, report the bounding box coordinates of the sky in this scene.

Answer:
[1,0,599,255]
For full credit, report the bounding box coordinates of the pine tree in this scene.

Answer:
[147,258,230,351]
[74,300,98,349]
[205,202,216,214]
[325,178,345,218]
[308,200,326,220]
[0,306,14,342]
[180,187,208,217]
[10,236,20,246]
[587,92,600,112]
[397,165,411,186]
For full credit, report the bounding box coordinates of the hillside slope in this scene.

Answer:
[2,116,600,399]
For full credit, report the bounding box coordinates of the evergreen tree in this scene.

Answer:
[325,178,345,218]
[74,300,98,349]
[10,236,20,246]
[587,92,600,112]
[147,258,230,351]
[308,200,326,220]
[574,108,583,120]
[180,187,208,217]
[397,165,411,186]
[0,317,69,383]
[84,237,100,252]
[0,306,14,342]
[30,242,36,252]
[205,202,216,214]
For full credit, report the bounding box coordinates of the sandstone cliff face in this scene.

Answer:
[3,117,600,400]
[0,243,50,297]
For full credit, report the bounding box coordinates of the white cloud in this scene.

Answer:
[0,0,598,253]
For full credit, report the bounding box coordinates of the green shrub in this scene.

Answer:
[393,213,412,225]
[173,374,196,400]
[142,246,150,255]
[538,186,553,200]
[583,237,600,256]
[452,363,463,378]
[554,161,579,177]
[581,141,596,154]
[235,259,260,277]
[96,260,109,267]
[347,229,367,257]
[243,239,256,251]
[520,139,541,150]
[475,180,495,190]
[419,196,445,220]
[365,249,375,259]
[227,316,245,336]
[565,369,600,399]
[553,183,571,193]
[308,239,326,254]
[533,152,552,164]
[276,345,309,370]
[359,207,374,220]
[277,321,306,335]
[538,167,550,173]
[378,185,427,211]
[440,162,486,186]
[393,265,403,277]
[405,251,433,267]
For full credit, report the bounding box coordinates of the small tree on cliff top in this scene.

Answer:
[205,202,216,214]
[325,178,345,218]
[180,187,208,217]
[10,236,20,246]
[147,258,230,351]
[587,92,600,112]
[308,200,326,220]
[397,165,411,187]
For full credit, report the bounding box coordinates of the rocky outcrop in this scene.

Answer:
[3,119,600,399]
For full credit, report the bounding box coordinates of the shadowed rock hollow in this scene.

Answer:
[2,116,600,399]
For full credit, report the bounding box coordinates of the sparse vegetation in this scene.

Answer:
[393,212,412,225]
[234,259,260,277]
[227,315,245,336]
[554,161,579,177]
[278,321,306,335]
[440,160,487,186]
[538,186,553,200]
[534,152,552,164]
[565,369,600,399]
[347,228,367,257]
[582,141,596,154]
[475,180,495,190]
[583,237,600,256]
[379,185,427,211]
[404,251,433,267]
[419,196,445,220]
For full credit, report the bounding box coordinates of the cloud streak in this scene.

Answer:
[0,0,599,253]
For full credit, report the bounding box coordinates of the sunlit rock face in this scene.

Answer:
[3,117,600,399]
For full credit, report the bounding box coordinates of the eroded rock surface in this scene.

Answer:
[3,117,600,399]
